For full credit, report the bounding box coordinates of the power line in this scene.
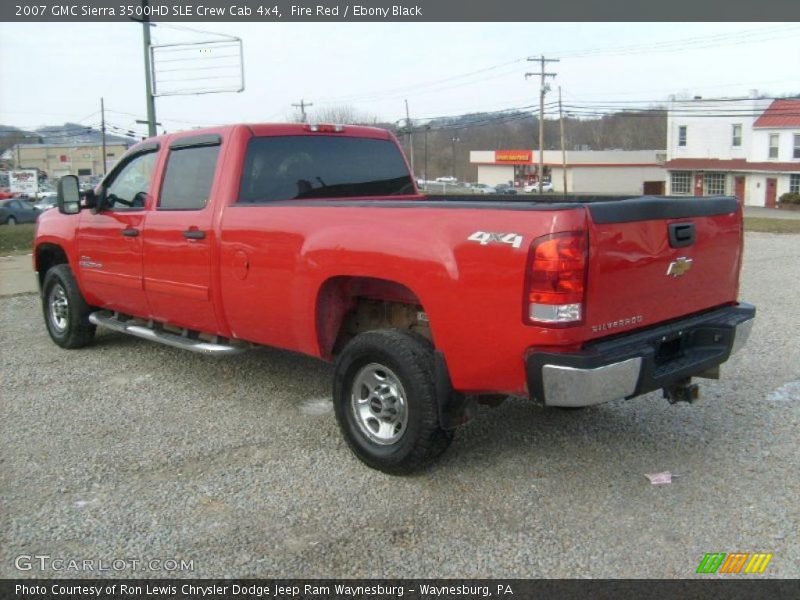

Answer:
[311,24,800,107]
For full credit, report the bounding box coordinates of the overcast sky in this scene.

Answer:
[1,22,799,135]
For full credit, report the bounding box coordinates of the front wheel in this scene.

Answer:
[6,216,16,225]
[333,330,453,474]
[42,264,96,349]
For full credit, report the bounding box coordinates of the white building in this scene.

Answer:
[470,149,666,194]
[665,97,800,207]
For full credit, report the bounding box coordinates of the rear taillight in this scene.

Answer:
[524,231,588,326]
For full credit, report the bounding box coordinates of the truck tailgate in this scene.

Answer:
[583,196,742,340]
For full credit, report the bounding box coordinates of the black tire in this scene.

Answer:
[42,264,96,349]
[333,329,453,474]
[6,216,17,225]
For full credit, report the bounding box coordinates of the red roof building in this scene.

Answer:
[753,99,800,129]
[666,97,800,207]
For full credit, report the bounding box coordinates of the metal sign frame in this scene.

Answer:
[150,37,245,97]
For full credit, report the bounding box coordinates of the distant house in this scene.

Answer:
[665,96,800,207]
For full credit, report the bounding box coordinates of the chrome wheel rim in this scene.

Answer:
[48,283,69,332]
[350,363,409,445]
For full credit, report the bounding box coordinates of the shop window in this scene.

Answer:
[670,171,692,194]
[704,173,726,196]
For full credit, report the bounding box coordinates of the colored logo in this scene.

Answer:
[666,257,693,277]
[696,552,773,574]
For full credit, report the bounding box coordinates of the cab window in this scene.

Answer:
[104,151,158,211]
[159,145,220,210]
[238,136,414,202]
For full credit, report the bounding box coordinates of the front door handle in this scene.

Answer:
[121,228,139,237]
[182,230,206,240]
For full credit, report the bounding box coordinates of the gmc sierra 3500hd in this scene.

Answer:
[35,123,755,473]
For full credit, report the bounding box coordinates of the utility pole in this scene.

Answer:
[525,55,559,193]
[136,119,163,139]
[424,124,431,184]
[141,0,157,137]
[405,99,415,177]
[292,99,313,123]
[558,86,567,195]
[451,135,460,181]
[100,97,107,175]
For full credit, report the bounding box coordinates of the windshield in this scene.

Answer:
[238,135,414,202]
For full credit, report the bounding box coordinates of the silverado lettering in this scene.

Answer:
[34,123,755,473]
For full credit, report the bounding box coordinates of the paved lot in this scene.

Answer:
[0,254,36,296]
[1,232,798,579]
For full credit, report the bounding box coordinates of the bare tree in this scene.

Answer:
[305,105,381,126]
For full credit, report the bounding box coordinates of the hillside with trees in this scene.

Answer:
[299,105,667,181]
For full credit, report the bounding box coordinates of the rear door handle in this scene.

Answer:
[182,230,206,240]
[121,228,139,237]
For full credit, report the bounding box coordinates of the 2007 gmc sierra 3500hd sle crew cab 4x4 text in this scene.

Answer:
[35,123,755,473]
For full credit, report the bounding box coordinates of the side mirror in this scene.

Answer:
[57,176,81,215]
[83,188,98,210]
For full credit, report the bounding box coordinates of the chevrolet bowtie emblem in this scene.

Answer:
[666,257,693,277]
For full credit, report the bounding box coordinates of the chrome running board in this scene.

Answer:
[88,311,245,355]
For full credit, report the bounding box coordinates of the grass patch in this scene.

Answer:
[0,223,35,254]
[744,217,800,234]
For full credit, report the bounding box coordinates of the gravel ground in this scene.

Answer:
[1,232,798,579]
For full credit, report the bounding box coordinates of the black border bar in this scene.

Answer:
[4,579,800,599]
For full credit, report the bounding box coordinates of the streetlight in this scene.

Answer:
[451,135,460,180]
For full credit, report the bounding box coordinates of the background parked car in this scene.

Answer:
[523,181,554,193]
[0,198,40,225]
[471,183,497,194]
[33,184,57,201]
[435,176,458,184]
[34,197,57,212]
[494,184,518,195]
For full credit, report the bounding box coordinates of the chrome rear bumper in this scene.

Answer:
[527,303,756,408]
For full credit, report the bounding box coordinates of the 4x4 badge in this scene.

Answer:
[667,257,693,277]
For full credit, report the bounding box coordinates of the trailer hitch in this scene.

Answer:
[663,378,700,404]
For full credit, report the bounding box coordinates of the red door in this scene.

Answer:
[765,178,777,208]
[142,139,223,334]
[734,176,745,205]
[694,173,704,196]
[77,150,158,316]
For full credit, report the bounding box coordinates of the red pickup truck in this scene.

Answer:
[35,123,755,473]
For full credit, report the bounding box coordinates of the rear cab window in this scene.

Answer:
[237,135,414,203]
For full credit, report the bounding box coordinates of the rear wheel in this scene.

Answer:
[333,330,453,474]
[42,264,96,349]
